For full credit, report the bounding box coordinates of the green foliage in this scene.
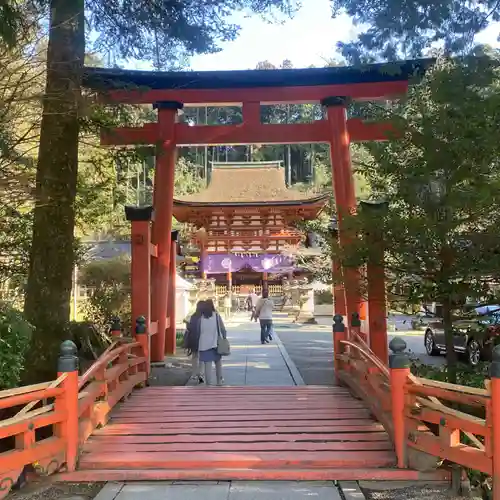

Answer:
[331,0,500,61]
[0,304,32,389]
[175,157,205,196]
[79,257,131,335]
[410,359,489,389]
[314,290,333,305]
[345,55,500,379]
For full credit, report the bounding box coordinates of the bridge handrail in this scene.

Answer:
[0,321,149,499]
[335,327,393,439]
[336,323,499,495]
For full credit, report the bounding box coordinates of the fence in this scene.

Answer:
[334,313,500,498]
[0,319,148,499]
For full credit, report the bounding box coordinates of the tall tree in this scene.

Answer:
[22,0,300,380]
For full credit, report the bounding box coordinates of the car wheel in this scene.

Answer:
[425,330,439,356]
[467,339,481,366]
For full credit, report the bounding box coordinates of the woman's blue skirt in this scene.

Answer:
[199,348,221,363]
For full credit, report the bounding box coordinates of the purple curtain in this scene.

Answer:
[203,254,295,274]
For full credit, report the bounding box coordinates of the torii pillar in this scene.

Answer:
[322,96,362,336]
[150,100,183,363]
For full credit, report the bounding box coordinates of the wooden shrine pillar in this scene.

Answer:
[125,205,153,365]
[165,233,177,355]
[361,200,389,364]
[262,272,268,294]
[200,244,208,279]
[322,96,361,336]
[151,100,183,363]
[329,222,347,318]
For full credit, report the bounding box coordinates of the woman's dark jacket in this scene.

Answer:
[185,312,202,354]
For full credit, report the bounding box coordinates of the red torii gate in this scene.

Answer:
[84,60,429,364]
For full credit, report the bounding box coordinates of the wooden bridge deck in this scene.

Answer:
[57,385,427,481]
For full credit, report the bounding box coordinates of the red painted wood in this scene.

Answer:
[94,425,386,436]
[101,120,396,148]
[78,450,397,469]
[89,432,389,444]
[325,102,361,327]
[84,441,394,453]
[116,402,367,410]
[102,411,373,423]
[107,418,380,428]
[150,106,177,362]
[57,467,451,483]
[103,81,409,105]
[78,386,399,479]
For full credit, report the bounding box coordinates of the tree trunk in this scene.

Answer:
[442,296,458,383]
[23,0,85,383]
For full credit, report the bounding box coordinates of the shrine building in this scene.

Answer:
[173,161,328,297]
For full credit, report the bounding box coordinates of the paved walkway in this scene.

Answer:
[188,313,301,386]
[95,481,343,500]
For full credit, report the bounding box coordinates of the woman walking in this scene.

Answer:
[185,300,205,384]
[198,299,227,386]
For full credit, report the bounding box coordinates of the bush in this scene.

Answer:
[0,304,32,389]
[79,257,131,335]
[410,359,488,388]
[314,290,333,305]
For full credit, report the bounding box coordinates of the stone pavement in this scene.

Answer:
[95,481,343,500]
[188,312,301,386]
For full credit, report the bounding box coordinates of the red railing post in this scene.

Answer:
[389,337,409,469]
[135,316,150,380]
[490,345,500,499]
[333,314,346,386]
[56,340,79,472]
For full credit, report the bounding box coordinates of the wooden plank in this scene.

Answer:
[83,441,394,453]
[78,450,397,469]
[108,418,377,428]
[127,396,363,407]
[57,467,451,483]
[122,401,366,407]
[113,409,370,418]
[103,413,372,424]
[89,432,389,444]
[94,424,386,436]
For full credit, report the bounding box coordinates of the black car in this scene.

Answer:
[424,306,500,366]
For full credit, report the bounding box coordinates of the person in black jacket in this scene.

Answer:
[185,300,205,384]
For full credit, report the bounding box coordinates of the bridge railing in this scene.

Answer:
[0,317,149,498]
[336,314,500,498]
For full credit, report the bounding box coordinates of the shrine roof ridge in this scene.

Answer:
[173,193,329,208]
[82,59,434,92]
[211,161,283,170]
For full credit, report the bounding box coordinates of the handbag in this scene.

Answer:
[216,314,231,356]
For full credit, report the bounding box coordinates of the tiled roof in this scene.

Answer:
[174,163,328,205]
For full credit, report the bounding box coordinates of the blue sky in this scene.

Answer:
[128,0,500,72]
